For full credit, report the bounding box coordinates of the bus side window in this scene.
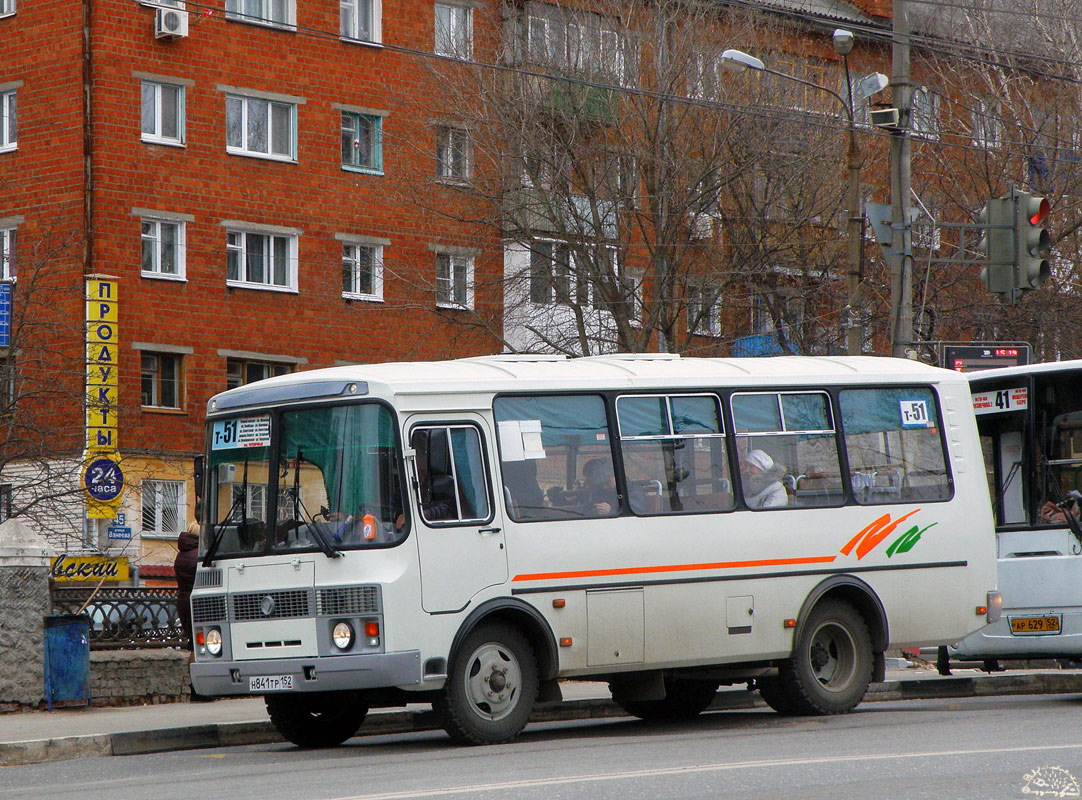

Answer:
[410,425,492,525]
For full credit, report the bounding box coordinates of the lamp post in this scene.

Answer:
[722,36,883,356]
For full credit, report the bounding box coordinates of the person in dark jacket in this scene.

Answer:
[176,502,212,700]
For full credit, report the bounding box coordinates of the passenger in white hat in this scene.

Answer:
[741,449,788,509]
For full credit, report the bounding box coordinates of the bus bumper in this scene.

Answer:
[190,650,423,697]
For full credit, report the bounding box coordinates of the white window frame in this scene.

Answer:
[225,357,294,389]
[141,80,185,146]
[341,111,383,174]
[972,99,1001,149]
[435,250,474,309]
[0,0,15,18]
[140,218,186,280]
[435,1,472,59]
[224,0,295,29]
[911,86,939,140]
[141,479,186,539]
[140,351,183,409]
[341,241,384,301]
[226,227,299,293]
[0,90,16,152]
[689,51,721,101]
[226,93,297,162]
[0,227,15,280]
[340,0,382,44]
[687,282,721,337]
[436,125,471,182]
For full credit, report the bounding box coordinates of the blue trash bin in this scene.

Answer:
[43,614,91,711]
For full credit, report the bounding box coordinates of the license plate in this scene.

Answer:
[1010,616,1061,635]
[250,674,294,692]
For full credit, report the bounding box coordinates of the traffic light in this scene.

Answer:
[1014,192,1051,291]
[978,197,1015,294]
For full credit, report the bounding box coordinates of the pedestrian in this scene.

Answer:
[175,499,212,701]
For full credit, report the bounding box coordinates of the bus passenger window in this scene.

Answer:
[616,393,733,515]
[731,391,843,510]
[494,394,618,522]
[840,387,951,504]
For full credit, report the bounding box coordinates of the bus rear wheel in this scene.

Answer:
[265,691,368,748]
[435,622,539,745]
[777,599,873,715]
[614,678,719,721]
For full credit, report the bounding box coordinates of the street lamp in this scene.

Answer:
[721,38,887,356]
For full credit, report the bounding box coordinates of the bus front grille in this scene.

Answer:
[192,595,227,624]
[232,589,311,621]
[316,586,380,616]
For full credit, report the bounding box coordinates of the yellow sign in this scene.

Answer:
[50,554,130,583]
[85,279,121,517]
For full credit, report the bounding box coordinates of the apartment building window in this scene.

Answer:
[341,0,380,43]
[435,2,471,59]
[972,99,1001,149]
[226,358,293,389]
[141,352,182,408]
[530,240,573,306]
[911,86,940,139]
[0,354,15,413]
[0,484,12,523]
[435,251,474,309]
[226,94,296,161]
[526,3,624,82]
[341,111,382,173]
[141,81,185,145]
[0,1,15,19]
[142,479,184,538]
[226,229,298,291]
[687,282,720,337]
[342,241,384,300]
[141,218,185,278]
[436,125,470,181]
[0,228,14,280]
[0,90,16,152]
[225,0,293,28]
[689,51,721,101]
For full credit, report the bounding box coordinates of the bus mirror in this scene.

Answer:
[193,456,205,499]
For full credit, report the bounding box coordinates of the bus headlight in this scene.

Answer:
[332,621,354,650]
[205,627,223,657]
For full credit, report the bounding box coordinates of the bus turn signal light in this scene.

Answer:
[559,637,573,647]
[783,619,797,629]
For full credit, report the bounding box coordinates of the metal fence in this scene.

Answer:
[52,587,186,650]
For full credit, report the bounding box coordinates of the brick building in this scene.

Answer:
[2,0,1074,579]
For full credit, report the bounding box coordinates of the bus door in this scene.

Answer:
[406,416,507,613]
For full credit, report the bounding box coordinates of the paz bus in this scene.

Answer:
[947,359,1082,663]
[189,354,999,746]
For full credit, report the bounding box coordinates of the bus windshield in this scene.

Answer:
[206,403,408,558]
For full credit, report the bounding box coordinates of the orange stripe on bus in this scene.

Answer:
[512,555,838,583]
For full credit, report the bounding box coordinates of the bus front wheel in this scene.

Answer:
[435,621,539,745]
[265,691,368,748]
[777,599,873,715]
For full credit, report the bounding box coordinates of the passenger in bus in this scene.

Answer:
[1040,491,1081,525]
[741,449,788,509]
[582,458,620,516]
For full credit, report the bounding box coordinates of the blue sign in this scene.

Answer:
[107,525,132,541]
[84,457,124,502]
[0,283,11,349]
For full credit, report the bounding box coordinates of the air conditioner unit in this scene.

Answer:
[155,7,189,39]
[869,107,900,129]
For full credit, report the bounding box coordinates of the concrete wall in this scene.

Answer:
[0,565,50,711]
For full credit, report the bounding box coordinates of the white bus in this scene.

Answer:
[189,354,999,746]
[948,360,1082,665]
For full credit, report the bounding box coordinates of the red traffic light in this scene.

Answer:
[1029,197,1050,226]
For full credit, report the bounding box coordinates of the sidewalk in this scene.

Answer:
[4,663,1082,767]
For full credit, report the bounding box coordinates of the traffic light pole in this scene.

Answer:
[889,0,914,358]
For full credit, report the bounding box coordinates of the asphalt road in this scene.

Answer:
[4,694,1082,800]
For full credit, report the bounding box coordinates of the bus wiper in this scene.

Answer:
[203,456,250,567]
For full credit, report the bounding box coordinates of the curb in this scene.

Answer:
[4,672,1082,766]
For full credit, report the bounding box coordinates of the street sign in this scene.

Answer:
[107,525,132,541]
[942,343,1030,373]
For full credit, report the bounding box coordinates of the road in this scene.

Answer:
[4,694,1082,800]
